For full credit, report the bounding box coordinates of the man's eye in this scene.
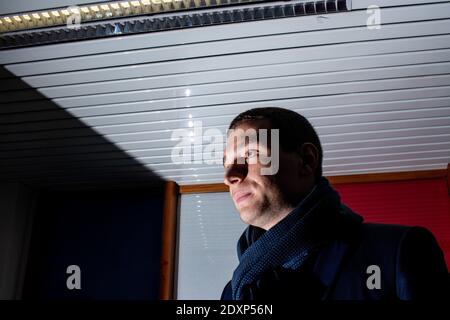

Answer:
[247,150,258,158]
[245,150,259,163]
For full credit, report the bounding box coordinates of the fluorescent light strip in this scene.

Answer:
[0,0,275,33]
[0,0,352,49]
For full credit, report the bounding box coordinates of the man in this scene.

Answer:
[221,107,448,300]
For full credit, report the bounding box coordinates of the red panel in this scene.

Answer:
[334,178,450,270]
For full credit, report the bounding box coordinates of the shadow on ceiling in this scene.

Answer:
[0,65,165,190]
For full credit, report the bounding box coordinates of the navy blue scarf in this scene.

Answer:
[231,177,346,300]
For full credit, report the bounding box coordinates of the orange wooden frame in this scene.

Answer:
[179,168,449,194]
[159,181,179,300]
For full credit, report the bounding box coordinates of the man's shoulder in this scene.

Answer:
[329,221,440,282]
[359,222,413,241]
[347,222,435,260]
[334,222,448,299]
[337,221,445,284]
[357,222,435,249]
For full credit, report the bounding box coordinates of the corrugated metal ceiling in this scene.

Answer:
[1,0,449,188]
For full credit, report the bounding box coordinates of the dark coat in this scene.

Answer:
[221,221,449,300]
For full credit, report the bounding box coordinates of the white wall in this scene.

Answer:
[0,183,36,300]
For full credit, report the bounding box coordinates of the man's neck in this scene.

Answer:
[262,180,320,230]
[261,206,295,230]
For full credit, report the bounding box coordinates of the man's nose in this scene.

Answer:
[224,163,248,186]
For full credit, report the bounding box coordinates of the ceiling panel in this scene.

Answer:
[1,0,450,188]
[17,34,450,88]
[29,73,450,110]
[32,61,450,100]
[5,18,450,76]
[1,0,449,64]
[3,84,450,124]
[3,102,450,141]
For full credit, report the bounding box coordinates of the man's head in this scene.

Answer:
[223,107,323,230]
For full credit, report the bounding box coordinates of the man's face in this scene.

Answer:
[223,120,312,230]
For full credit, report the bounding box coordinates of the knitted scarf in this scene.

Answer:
[231,177,344,300]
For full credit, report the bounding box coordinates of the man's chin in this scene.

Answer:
[238,207,260,226]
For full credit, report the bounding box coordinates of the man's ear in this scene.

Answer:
[297,143,319,176]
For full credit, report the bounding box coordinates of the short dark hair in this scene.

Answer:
[228,107,323,179]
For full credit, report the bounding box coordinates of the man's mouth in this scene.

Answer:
[233,192,253,205]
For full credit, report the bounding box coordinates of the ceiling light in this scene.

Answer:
[0,0,353,44]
